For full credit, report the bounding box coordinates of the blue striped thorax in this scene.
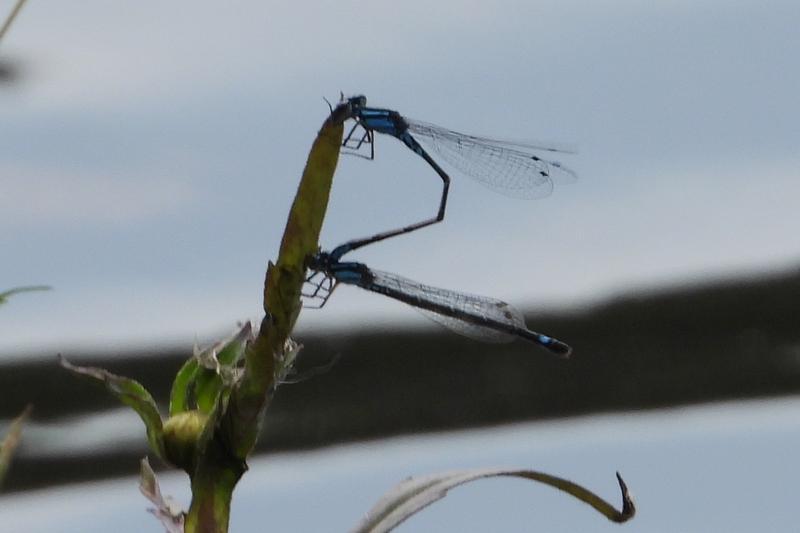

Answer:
[356,108,409,137]
[329,262,371,285]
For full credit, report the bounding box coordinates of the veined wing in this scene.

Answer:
[368,269,530,344]
[406,118,577,199]
[409,120,577,154]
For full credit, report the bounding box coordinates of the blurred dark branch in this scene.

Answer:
[0,0,29,44]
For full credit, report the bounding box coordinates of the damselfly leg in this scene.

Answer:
[301,270,337,309]
[331,137,450,258]
[332,96,453,254]
[342,120,375,160]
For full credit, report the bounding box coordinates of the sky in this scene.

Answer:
[1,0,799,355]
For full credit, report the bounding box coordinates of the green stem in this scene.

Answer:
[184,451,243,533]
[230,112,345,457]
[183,104,348,531]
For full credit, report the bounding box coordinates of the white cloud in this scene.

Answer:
[1,0,593,112]
[0,279,260,356]
[0,164,199,227]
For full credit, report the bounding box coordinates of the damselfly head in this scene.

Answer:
[307,251,331,272]
[346,94,367,109]
[328,94,366,123]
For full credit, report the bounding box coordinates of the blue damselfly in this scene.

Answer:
[304,249,572,358]
[332,95,576,256]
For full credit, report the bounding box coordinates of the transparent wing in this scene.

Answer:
[410,123,577,154]
[416,308,515,343]
[369,269,529,343]
[406,118,577,199]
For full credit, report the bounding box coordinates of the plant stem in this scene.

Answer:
[184,103,349,531]
[184,457,242,533]
[230,111,345,457]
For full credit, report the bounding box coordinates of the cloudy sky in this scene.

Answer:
[1,0,798,356]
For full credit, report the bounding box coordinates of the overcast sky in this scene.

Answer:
[1,0,798,356]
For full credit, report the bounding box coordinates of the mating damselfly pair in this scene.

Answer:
[305,95,575,357]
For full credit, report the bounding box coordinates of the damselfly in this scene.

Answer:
[304,249,572,358]
[333,95,576,257]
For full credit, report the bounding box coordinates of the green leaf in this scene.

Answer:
[193,367,221,414]
[217,322,251,366]
[169,357,200,416]
[188,383,244,478]
[168,323,253,419]
[352,468,635,533]
[0,285,51,306]
[193,323,252,414]
[0,404,31,487]
[59,355,166,459]
[196,390,227,459]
